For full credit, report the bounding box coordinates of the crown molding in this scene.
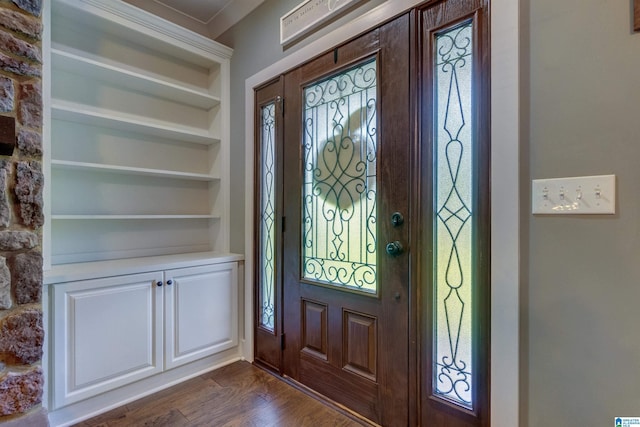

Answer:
[55,0,233,60]
[207,0,265,39]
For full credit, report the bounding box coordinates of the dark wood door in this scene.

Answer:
[281,14,412,427]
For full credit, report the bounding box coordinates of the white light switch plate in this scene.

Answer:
[532,175,616,214]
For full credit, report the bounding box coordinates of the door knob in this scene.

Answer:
[385,241,403,256]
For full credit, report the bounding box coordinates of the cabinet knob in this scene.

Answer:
[166,280,173,286]
[156,281,163,287]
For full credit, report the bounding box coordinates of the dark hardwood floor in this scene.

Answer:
[74,361,367,426]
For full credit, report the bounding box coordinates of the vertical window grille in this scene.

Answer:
[433,20,475,409]
[259,102,276,331]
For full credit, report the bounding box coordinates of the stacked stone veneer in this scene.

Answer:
[0,0,47,425]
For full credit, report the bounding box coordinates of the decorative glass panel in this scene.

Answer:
[260,102,276,331]
[433,21,474,409]
[302,58,378,293]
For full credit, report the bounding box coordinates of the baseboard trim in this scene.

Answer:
[48,351,243,427]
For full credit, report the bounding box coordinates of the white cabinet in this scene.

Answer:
[49,261,238,410]
[51,271,163,408]
[164,263,238,369]
[45,0,233,266]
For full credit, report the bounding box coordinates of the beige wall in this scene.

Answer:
[216,0,386,254]
[527,0,640,425]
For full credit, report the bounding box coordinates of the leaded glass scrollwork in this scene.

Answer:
[260,102,276,331]
[302,58,378,293]
[433,21,474,409]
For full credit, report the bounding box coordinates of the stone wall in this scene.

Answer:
[0,0,46,425]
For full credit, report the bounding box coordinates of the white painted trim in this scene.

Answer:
[490,0,521,425]
[243,0,521,423]
[209,0,267,39]
[55,0,233,60]
[280,0,367,45]
[43,0,52,273]
[48,353,243,426]
[42,3,52,415]
[123,0,210,38]
[218,57,233,252]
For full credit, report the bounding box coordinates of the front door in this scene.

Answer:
[281,14,411,426]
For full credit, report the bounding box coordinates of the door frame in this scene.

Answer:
[242,0,521,425]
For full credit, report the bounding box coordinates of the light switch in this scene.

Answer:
[532,175,616,214]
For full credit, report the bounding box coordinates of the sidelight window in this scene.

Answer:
[259,102,276,331]
[433,20,475,409]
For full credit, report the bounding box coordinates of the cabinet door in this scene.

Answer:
[51,272,163,408]
[164,263,238,369]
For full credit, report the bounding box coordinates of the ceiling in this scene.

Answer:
[123,0,265,40]
[154,0,231,24]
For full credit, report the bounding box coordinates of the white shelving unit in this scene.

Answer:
[45,0,234,267]
[43,1,244,425]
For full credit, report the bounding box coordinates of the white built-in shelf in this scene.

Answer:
[47,0,232,268]
[51,215,218,220]
[44,252,243,285]
[51,160,219,182]
[52,101,219,145]
[52,0,233,69]
[51,48,220,110]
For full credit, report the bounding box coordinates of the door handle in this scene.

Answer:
[385,241,403,256]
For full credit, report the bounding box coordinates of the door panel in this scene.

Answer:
[282,14,411,427]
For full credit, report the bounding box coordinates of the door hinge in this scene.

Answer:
[281,333,286,350]
[281,216,286,233]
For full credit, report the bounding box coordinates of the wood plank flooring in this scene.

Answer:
[74,361,367,426]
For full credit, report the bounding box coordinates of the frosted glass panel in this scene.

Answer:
[260,103,276,331]
[302,59,378,293]
[433,21,474,409]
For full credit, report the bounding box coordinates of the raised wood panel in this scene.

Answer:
[301,300,328,360]
[52,272,163,408]
[299,355,378,422]
[342,310,377,381]
[635,0,640,32]
[165,263,238,369]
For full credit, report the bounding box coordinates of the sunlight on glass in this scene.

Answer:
[260,102,276,331]
[433,21,474,409]
[301,59,378,293]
